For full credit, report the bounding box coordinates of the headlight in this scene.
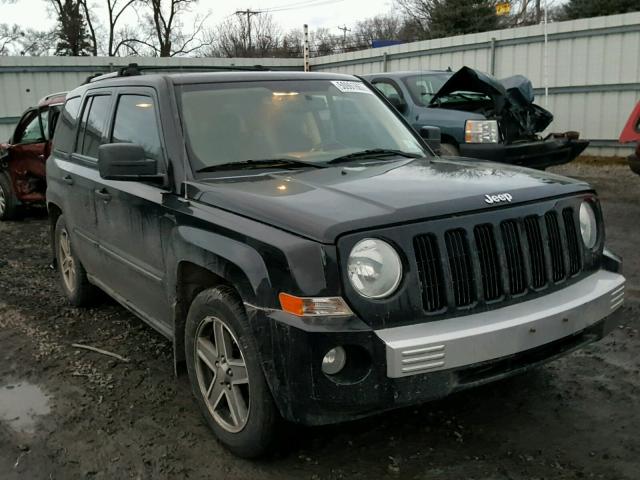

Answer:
[579,201,598,249]
[347,239,402,299]
[465,120,499,143]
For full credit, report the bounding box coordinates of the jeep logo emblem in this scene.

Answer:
[485,193,513,204]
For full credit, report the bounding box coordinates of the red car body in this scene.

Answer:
[619,101,640,175]
[0,92,66,219]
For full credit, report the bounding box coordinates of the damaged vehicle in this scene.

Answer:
[47,67,624,458]
[0,92,65,220]
[363,67,588,169]
[619,101,640,175]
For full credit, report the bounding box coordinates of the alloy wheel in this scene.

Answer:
[58,228,77,293]
[195,316,250,433]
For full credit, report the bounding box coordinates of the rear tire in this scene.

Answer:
[439,143,460,157]
[54,215,99,307]
[0,171,19,221]
[185,286,280,458]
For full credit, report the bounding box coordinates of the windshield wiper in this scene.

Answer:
[196,157,324,173]
[327,149,421,165]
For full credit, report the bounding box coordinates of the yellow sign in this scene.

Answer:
[496,2,511,15]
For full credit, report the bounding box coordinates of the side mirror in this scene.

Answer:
[387,95,408,114]
[98,143,163,182]
[420,126,441,154]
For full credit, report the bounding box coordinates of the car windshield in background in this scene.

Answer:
[402,73,452,106]
[176,79,428,174]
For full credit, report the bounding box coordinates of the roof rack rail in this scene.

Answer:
[84,63,272,84]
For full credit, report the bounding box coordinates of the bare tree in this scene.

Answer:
[101,0,139,55]
[395,0,498,39]
[126,0,208,57]
[0,24,23,55]
[19,29,57,55]
[352,13,405,48]
[78,0,98,54]
[212,12,281,58]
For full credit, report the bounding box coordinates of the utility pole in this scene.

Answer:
[235,9,261,53]
[337,24,351,51]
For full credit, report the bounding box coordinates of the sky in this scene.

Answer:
[2,0,396,35]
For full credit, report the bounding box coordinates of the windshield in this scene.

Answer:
[402,73,452,107]
[176,79,428,174]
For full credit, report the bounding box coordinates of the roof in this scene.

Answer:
[38,91,67,107]
[68,70,360,97]
[361,70,452,78]
[84,70,357,86]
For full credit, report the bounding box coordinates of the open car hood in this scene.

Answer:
[429,66,554,137]
[429,66,508,109]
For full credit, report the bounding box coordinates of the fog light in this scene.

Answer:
[322,347,346,375]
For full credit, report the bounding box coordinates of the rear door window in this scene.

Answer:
[54,97,81,153]
[76,95,111,159]
[111,94,163,161]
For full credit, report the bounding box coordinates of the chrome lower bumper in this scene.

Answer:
[376,270,625,378]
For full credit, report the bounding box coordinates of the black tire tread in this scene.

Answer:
[0,171,19,221]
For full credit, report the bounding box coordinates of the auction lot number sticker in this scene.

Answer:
[331,80,373,94]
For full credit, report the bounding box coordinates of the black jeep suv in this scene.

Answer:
[47,69,625,458]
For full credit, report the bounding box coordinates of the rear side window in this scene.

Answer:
[111,95,163,161]
[53,97,81,153]
[76,95,111,158]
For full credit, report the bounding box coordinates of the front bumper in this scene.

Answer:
[459,137,589,169]
[378,269,624,378]
[250,269,624,426]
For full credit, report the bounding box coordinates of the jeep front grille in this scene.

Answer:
[444,229,475,307]
[474,224,502,302]
[500,220,526,295]
[414,207,583,313]
[414,234,446,312]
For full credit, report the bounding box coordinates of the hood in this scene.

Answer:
[190,158,591,243]
[429,66,553,138]
[429,66,508,109]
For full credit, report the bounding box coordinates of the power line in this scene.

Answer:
[261,0,345,13]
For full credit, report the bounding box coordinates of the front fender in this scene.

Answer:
[170,225,268,305]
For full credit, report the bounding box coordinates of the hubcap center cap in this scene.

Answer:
[218,359,231,383]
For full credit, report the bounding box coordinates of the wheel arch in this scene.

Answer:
[169,230,272,375]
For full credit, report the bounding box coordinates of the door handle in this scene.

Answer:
[38,154,45,160]
[63,174,74,185]
[95,188,112,203]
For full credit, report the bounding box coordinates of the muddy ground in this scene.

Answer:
[1,161,639,480]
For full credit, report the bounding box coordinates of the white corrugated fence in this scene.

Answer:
[1,12,639,156]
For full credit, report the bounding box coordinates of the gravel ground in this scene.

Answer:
[1,161,639,480]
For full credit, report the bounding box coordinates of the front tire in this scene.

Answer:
[0,171,19,220]
[54,215,99,307]
[185,286,280,458]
